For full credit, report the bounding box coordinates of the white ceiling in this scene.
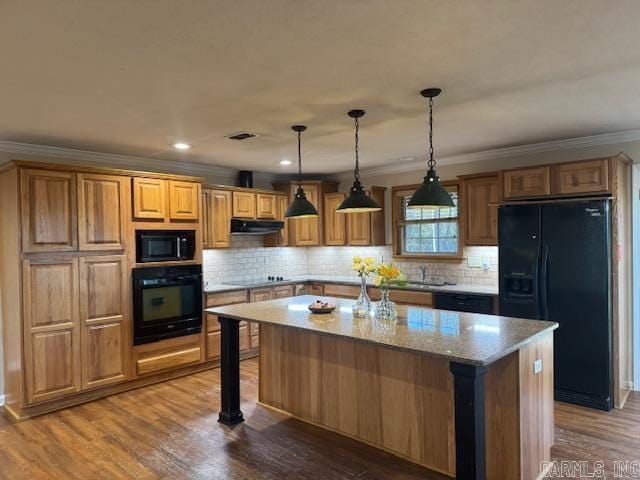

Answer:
[1,0,640,174]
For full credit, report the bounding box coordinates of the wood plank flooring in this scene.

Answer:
[0,358,638,480]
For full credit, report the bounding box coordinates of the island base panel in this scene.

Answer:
[258,324,553,479]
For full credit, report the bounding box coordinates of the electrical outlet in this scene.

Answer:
[533,359,543,375]
[467,257,482,268]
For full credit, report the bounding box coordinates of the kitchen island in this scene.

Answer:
[207,295,558,480]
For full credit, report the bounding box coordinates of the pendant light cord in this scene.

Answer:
[297,130,302,187]
[427,96,435,171]
[353,116,360,182]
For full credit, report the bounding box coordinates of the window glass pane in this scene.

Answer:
[399,187,459,255]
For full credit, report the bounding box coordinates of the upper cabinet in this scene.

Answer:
[256,193,277,219]
[289,182,321,246]
[201,189,211,249]
[168,181,199,220]
[207,189,232,249]
[460,173,501,246]
[264,194,289,247]
[133,177,200,222]
[21,169,78,253]
[323,192,347,246]
[553,159,609,196]
[77,173,128,251]
[132,177,166,220]
[232,191,256,218]
[503,166,551,199]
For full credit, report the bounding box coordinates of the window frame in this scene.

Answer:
[391,181,464,260]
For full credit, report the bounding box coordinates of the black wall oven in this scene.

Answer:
[132,264,202,345]
[136,230,196,263]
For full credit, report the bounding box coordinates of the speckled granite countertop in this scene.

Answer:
[204,275,498,296]
[206,295,556,366]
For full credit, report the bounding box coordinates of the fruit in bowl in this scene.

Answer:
[308,299,336,313]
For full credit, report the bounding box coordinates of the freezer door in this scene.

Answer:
[498,204,541,319]
[542,200,612,410]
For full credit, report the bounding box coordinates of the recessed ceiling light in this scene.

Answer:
[172,142,191,150]
[279,159,292,166]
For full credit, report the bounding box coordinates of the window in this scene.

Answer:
[392,183,460,258]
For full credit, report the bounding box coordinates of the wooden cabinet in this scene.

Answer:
[461,173,501,246]
[204,290,250,361]
[503,166,551,199]
[553,159,609,195]
[256,194,277,219]
[22,258,81,403]
[273,285,294,299]
[201,189,211,248]
[232,191,256,218]
[168,181,199,221]
[21,169,77,253]
[250,288,272,303]
[347,212,371,245]
[290,183,320,246]
[209,189,232,248]
[323,192,346,245]
[132,177,166,220]
[309,283,324,296]
[77,173,127,251]
[79,255,128,390]
[135,335,202,376]
[323,283,362,298]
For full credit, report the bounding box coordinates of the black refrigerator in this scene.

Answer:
[498,199,612,410]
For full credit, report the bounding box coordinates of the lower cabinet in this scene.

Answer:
[135,335,202,376]
[22,254,130,404]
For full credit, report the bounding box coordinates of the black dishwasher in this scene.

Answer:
[433,292,494,314]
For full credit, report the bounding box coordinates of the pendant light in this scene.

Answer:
[285,125,319,218]
[407,88,454,209]
[336,110,382,213]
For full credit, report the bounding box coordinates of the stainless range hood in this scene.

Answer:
[230,218,284,235]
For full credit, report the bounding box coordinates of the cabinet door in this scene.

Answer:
[265,195,289,247]
[324,192,346,245]
[273,285,294,299]
[554,159,609,195]
[250,288,272,303]
[503,167,550,199]
[79,255,128,390]
[169,181,199,221]
[211,190,232,248]
[232,191,256,218]
[21,169,77,253]
[23,258,81,403]
[463,174,500,246]
[201,189,211,248]
[77,173,127,251]
[133,178,166,220]
[291,183,320,246]
[347,212,371,245]
[256,194,277,219]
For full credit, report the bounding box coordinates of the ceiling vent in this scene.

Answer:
[226,132,258,141]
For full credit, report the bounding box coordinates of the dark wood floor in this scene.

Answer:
[0,359,638,480]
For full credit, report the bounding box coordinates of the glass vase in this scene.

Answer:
[352,275,371,318]
[374,286,397,321]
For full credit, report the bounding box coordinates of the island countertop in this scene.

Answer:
[206,295,557,366]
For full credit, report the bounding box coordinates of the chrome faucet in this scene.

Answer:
[418,265,428,283]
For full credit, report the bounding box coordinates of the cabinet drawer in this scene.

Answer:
[323,283,361,298]
[273,285,294,299]
[206,313,220,332]
[553,159,609,195]
[136,346,201,376]
[368,288,433,306]
[206,331,221,360]
[206,290,248,307]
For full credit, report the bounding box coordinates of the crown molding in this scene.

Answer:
[354,129,640,176]
[0,140,276,183]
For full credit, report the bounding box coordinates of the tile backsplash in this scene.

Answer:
[203,236,498,287]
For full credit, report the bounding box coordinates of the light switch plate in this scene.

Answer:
[467,257,482,268]
[533,359,543,375]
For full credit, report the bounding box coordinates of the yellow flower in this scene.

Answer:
[353,255,362,264]
[364,257,374,265]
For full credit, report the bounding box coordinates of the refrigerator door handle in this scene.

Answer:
[540,245,549,320]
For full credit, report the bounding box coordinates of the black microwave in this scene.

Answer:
[136,230,196,263]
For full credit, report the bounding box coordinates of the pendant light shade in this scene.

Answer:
[285,125,319,218]
[337,109,382,213]
[407,88,454,209]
